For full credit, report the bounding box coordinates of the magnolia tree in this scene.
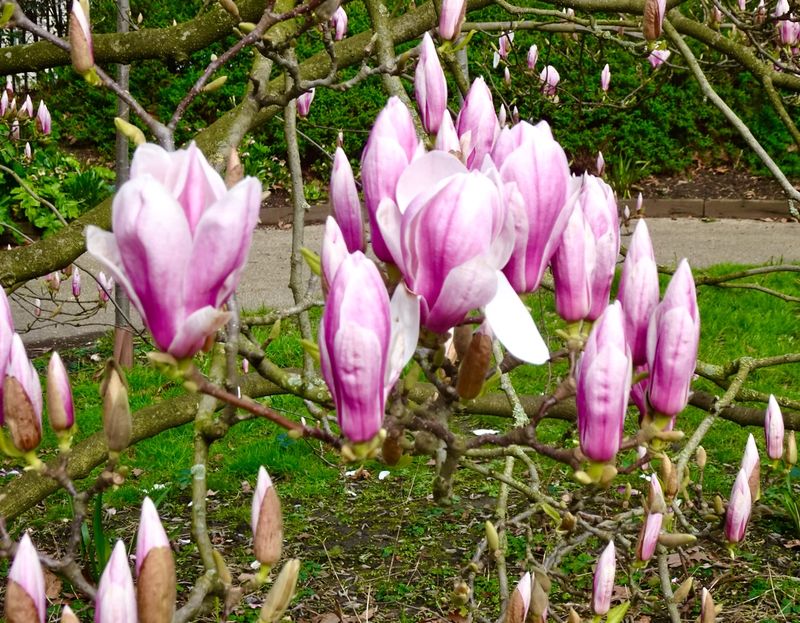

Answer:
[0,0,799,622]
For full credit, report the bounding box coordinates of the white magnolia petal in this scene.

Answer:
[385,283,420,391]
[484,270,549,364]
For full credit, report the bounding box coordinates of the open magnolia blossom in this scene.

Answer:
[375,149,549,364]
[86,142,261,359]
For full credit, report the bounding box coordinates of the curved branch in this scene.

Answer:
[0,0,265,74]
[0,373,285,522]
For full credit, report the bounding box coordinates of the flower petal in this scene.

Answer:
[485,270,549,364]
[168,306,231,359]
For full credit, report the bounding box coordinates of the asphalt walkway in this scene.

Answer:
[13,218,800,351]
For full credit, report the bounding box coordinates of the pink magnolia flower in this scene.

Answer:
[360,97,419,262]
[439,0,467,40]
[319,251,418,441]
[8,533,46,623]
[377,150,548,363]
[740,432,760,501]
[72,267,81,298]
[330,147,364,253]
[494,121,575,294]
[592,541,616,615]
[617,219,659,366]
[539,65,560,96]
[330,6,348,40]
[415,33,448,134]
[69,0,94,75]
[95,540,137,623]
[97,271,114,304]
[36,100,51,135]
[86,142,261,359]
[5,334,43,451]
[725,467,752,543]
[576,302,632,462]
[636,511,663,561]
[550,174,618,322]
[764,394,785,460]
[20,94,33,118]
[296,88,315,117]
[47,351,75,432]
[506,572,532,623]
[646,259,699,419]
[0,90,8,116]
[648,49,671,68]
[24,142,32,160]
[527,44,538,69]
[455,77,500,169]
[600,63,611,92]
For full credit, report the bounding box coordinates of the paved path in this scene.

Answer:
[13,218,800,350]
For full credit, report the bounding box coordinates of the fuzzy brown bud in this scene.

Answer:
[642,0,664,41]
[660,455,678,498]
[452,325,473,362]
[456,333,493,399]
[787,431,797,466]
[69,0,94,75]
[6,580,39,623]
[567,607,581,623]
[696,446,707,469]
[137,547,176,623]
[382,434,403,466]
[4,376,42,453]
[253,467,283,567]
[225,148,244,188]
[100,359,132,453]
[559,511,577,533]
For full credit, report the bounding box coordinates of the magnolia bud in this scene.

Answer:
[713,495,725,515]
[658,533,697,548]
[559,511,577,533]
[259,559,300,623]
[504,573,531,623]
[4,336,43,454]
[114,117,146,146]
[567,607,581,623]
[61,605,80,623]
[786,431,797,465]
[226,148,244,188]
[485,521,500,552]
[382,434,403,466]
[643,0,666,41]
[672,576,693,604]
[69,0,94,74]
[660,455,678,498]
[100,359,132,453]
[202,76,228,92]
[696,446,707,469]
[218,0,241,19]
[700,587,716,623]
[136,497,176,623]
[456,332,492,399]
[47,351,75,433]
[6,533,45,623]
[452,325,473,361]
[530,577,549,619]
[252,466,283,566]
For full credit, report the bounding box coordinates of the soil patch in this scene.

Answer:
[637,166,793,200]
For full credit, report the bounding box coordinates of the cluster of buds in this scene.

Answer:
[4,498,176,622]
[0,282,80,462]
[569,221,698,481]
[1,78,51,159]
